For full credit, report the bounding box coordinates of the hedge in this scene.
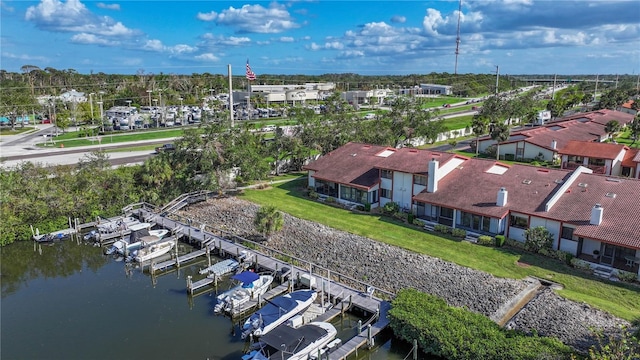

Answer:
[388,288,572,360]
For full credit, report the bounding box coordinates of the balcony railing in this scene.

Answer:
[563,162,605,174]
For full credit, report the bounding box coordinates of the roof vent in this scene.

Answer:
[522,179,532,185]
[577,183,588,188]
[605,178,622,183]
[351,153,357,157]
[605,192,617,198]
[554,179,564,184]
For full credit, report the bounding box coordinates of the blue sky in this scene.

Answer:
[1,0,639,76]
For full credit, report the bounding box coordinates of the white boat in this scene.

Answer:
[213,271,274,314]
[84,219,146,241]
[242,322,338,360]
[241,289,317,339]
[107,229,169,255]
[33,227,76,243]
[132,240,175,262]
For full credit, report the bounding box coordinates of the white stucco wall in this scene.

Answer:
[308,170,316,188]
[509,227,526,242]
[559,238,578,255]
[392,172,413,210]
[611,150,625,176]
[582,238,601,257]
[529,217,561,248]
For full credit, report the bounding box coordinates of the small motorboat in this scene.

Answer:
[242,321,338,360]
[213,271,274,314]
[241,289,317,339]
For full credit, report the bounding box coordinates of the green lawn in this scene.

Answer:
[442,114,473,130]
[240,179,640,321]
[37,128,185,148]
[0,127,36,136]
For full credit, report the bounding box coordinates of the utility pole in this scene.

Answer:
[228,64,234,128]
[615,74,619,89]
[89,93,95,124]
[551,74,557,100]
[594,74,599,103]
[495,65,499,95]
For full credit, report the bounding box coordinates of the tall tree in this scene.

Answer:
[471,114,490,155]
[604,120,621,141]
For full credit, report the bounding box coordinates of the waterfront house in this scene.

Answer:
[304,142,640,277]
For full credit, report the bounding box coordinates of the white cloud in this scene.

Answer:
[197,11,217,21]
[143,39,164,52]
[96,2,120,11]
[1,52,48,62]
[279,37,294,42]
[201,33,251,46]
[195,53,219,62]
[169,44,197,54]
[71,33,118,46]
[25,0,139,39]
[207,3,300,33]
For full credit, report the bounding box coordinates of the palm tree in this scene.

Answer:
[604,120,621,141]
[254,205,284,241]
[490,122,510,160]
[471,114,490,155]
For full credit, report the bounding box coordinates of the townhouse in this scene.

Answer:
[476,109,635,162]
[304,142,640,277]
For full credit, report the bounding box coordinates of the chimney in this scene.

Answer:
[496,187,508,207]
[427,158,439,193]
[590,204,603,225]
[551,139,557,150]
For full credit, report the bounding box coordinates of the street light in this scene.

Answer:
[89,93,95,125]
[146,89,153,107]
[179,97,183,123]
[97,101,104,133]
[152,99,158,127]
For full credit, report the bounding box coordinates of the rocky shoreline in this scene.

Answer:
[180,196,628,353]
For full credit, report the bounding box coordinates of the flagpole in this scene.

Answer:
[228,64,234,128]
[247,80,251,120]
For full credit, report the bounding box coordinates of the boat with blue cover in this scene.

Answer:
[213,271,274,314]
[242,321,337,360]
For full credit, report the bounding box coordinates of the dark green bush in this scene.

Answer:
[383,201,400,215]
[363,202,371,212]
[433,224,451,234]
[407,213,414,224]
[389,288,572,360]
[477,235,494,246]
[495,235,505,247]
[451,228,466,238]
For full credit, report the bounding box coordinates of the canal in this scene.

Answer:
[1,240,426,359]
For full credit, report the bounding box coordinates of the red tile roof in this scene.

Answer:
[558,140,627,160]
[544,173,640,249]
[303,142,387,189]
[413,159,571,218]
[375,147,456,174]
[303,142,455,189]
[622,148,639,167]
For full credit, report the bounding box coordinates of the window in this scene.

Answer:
[380,188,392,199]
[510,215,528,229]
[340,186,367,204]
[561,226,574,240]
[440,207,454,219]
[588,158,605,166]
[414,175,427,186]
[381,169,393,179]
[483,216,491,232]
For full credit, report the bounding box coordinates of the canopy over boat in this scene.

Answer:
[232,271,260,287]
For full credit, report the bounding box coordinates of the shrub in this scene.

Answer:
[451,228,466,238]
[505,237,525,250]
[477,235,494,246]
[524,226,554,253]
[494,235,506,247]
[325,196,336,203]
[363,202,371,212]
[433,224,451,234]
[389,289,572,360]
[570,258,592,271]
[617,271,639,283]
[383,201,400,215]
[308,190,319,200]
[407,213,415,224]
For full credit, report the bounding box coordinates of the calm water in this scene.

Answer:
[1,240,424,360]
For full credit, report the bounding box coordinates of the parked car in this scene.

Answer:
[155,143,175,153]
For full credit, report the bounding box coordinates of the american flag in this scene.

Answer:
[245,60,256,81]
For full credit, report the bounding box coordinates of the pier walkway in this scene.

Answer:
[128,202,393,358]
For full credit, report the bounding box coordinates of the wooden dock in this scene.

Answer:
[130,203,394,358]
